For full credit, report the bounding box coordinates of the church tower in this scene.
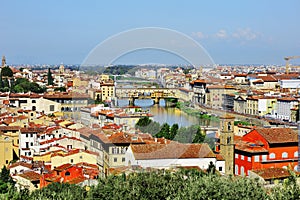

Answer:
[2,56,6,68]
[219,114,235,175]
[59,63,65,74]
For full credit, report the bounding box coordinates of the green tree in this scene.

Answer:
[169,123,179,140]
[54,86,66,92]
[1,66,13,77]
[207,161,216,174]
[136,116,152,127]
[155,123,170,138]
[47,68,54,85]
[192,126,205,143]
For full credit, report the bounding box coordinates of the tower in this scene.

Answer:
[219,114,235,175]
[59,63,65,74]
[1,56,6,68]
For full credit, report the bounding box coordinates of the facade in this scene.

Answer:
[43,92,89,117]
[125,142,225,173]
[218,115,235,175]
[276,97,298,122]
[206,85,236,109]
[99,80,115,101]
[234,96,247,114]
[234,128,298,176]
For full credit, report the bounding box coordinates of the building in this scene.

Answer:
[125,142,225,173]
[50,149,99,169]
[0,131,15,167]
[99,80,115,101]
[249,168,294,186]
[206,85,236,109]
[218,115,235,175]
[43,92,89,117]
[234,127,298,176]
[276,97,298,122]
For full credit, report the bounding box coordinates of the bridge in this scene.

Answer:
[115,87,179,106]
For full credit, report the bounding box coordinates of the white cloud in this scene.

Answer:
[215,29,228,39]
[232,28,259,41]
[192,31,206,39]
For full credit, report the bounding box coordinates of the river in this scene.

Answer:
[117,99,218,127]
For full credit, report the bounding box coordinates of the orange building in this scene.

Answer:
[234,127,298,176]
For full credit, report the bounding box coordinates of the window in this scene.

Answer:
[218,167,222,172]
[241,155,244,160]
[294,151,298,158]
[65,171,70,176]
[282,152,288,158]
[30,142,33,146]
[26,133,28,138]
[262,155,267,162]
[114,158,117,162]
[248,156,251,162]
[254,155,259,162]
[269,153,276,159]
[6,160,8,164]
[122,157,125,162]
[240,166,245,176]
[50,105,55,111]
[70,159,73,163]
[80,156,83,159]
[294,166,298,171]
[26,142,29,148]
[235,154,239,159]
[235,165,239,175]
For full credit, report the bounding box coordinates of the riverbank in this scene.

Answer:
[176,101,219,122]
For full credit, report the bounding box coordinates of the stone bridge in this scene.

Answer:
[115,87,179,106]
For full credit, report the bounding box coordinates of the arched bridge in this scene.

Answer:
[115,87,179,106]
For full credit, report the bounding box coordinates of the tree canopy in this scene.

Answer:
[1,66,13,77]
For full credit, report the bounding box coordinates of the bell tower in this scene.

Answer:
[2,56,6,68]
[219,114,235,175]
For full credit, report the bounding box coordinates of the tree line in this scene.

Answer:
[0,67,47,93]
[135,117,215,148]
[2,168,300,199]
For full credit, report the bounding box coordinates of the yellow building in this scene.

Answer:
[246,96,259,116]
[0,126,20,158]
[99,74,110,81]
[0,131,15,167]
[50,149,99,169]
[100,80,115,101]
[72,77,89,87]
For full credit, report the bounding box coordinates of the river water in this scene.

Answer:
[117,99,218,127]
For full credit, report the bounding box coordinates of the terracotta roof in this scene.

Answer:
[207,85,235,89]
[21,127,46,133]
[9,162,32,169]
[255,128,297,144]
[54,163,72,171]
[108,132,144,144]
[18,171,41,181]
[278,97,298,101]
[252,168,292,180]
[0,126,20,131]
[235,141,269,153]
[131,142,215,160]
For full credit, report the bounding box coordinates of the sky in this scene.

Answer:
[1,0,300,65]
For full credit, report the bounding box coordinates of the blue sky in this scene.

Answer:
[1,0,300,65]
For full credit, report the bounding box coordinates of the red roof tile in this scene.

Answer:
[255,128,297,144]
[131,142,215,160]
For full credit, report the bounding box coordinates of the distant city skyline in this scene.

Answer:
[1,1,300,65]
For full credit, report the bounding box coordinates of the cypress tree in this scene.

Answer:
[47,68,54,85]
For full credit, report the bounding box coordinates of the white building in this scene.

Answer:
[276,97,298,121]
[125,142,225,173]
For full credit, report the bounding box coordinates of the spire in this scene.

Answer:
[2,56,6,67]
